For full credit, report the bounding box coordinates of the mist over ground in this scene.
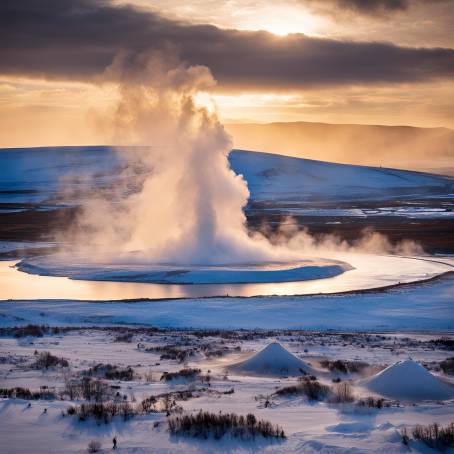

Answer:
[227,121,454,175]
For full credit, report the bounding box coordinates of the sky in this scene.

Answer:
[1,0,454,147]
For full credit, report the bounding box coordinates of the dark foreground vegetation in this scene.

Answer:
[160,368,201,381]
[273,376,356,404]
[0,386,56,400]
[319,359,369,374]
[168,411,285,440]
[274,376,329,401]
[83,363,135,381]
[440,358,454,375]
[34,351,69,369]
[401,422,454,450]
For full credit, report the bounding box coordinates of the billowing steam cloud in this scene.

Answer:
[72,53,283,265]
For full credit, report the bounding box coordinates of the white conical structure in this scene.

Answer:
[228,342,312,376]
[363,359,453,401]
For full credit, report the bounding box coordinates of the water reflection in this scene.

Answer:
[0,256,450,300]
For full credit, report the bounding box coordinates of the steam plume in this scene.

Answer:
[73,53,280,265]
[64,52,423,266]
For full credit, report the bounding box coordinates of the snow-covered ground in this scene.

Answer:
[0,146,123,204]
[0,328,453,453]
[1,147,453,205]
[1,271,453,332]
[0,240,56,254]
[1,146,453,453]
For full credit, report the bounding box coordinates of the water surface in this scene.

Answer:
[0,254,451,300]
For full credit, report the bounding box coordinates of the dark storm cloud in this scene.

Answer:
[1,0,454,88]
[305,0,453,16]
[333,0,409,14]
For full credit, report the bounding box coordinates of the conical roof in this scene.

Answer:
[363,359,453,401]
[228,342,312,377]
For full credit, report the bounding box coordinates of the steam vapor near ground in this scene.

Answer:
[64,52,423,265]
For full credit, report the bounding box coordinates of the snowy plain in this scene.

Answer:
[1,147,454,453]
[1,328,453,454]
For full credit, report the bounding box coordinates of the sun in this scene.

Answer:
[235,5,322,37]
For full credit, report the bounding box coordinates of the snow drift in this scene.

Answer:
[362,359,454,401]
[228,342,313,377]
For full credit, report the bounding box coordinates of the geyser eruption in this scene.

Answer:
[17,53,422,287]
[72,53,279,265]
[16,55,426,287]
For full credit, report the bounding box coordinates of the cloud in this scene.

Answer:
[321,0,410,15]
[305,0,453,17]
[1,0,454,89]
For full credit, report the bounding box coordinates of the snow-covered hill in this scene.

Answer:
[230,150,454,202]
[0,146,453,205]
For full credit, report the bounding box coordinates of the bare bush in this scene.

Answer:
[84,363,135,381]
[34,351,69,369]
[69,400,135,422]
[168,411,285,440]
[411,422,454,449]
[320,359,369,374]
[329,382,355,403]
[147,345,195,363]
[87,439,102,453]
[62,377,112,402]
[160,368,201,382]
[0,386,56,400]
[274,377,329,401]
[356,396,389,409]
[140,396,158,414]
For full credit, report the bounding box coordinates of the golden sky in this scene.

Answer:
[1,0,454,147]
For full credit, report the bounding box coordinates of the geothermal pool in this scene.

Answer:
[0,253,452,300]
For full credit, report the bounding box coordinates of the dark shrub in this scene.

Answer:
[160,368,201,382]
[114,332,133,343]
[87,439,102,453]
[13,325,47,338]
[440,358,454,375]
[34,351,69,369]
[147,345,195,363]
[0,386,56,400]
[320,359,369,374]
[84,364,135,381]
[329,382,355,403]
[432,338,454,350]
[63,377,112,402]
[69,401,134,422]
[274,377,329,401]
[168,411,285,440]
[411,422,454,449]
[357,396,386,408]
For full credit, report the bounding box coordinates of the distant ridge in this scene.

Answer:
[226,121,454,174]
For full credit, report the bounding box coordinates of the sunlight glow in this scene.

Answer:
[234,6,322,36]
